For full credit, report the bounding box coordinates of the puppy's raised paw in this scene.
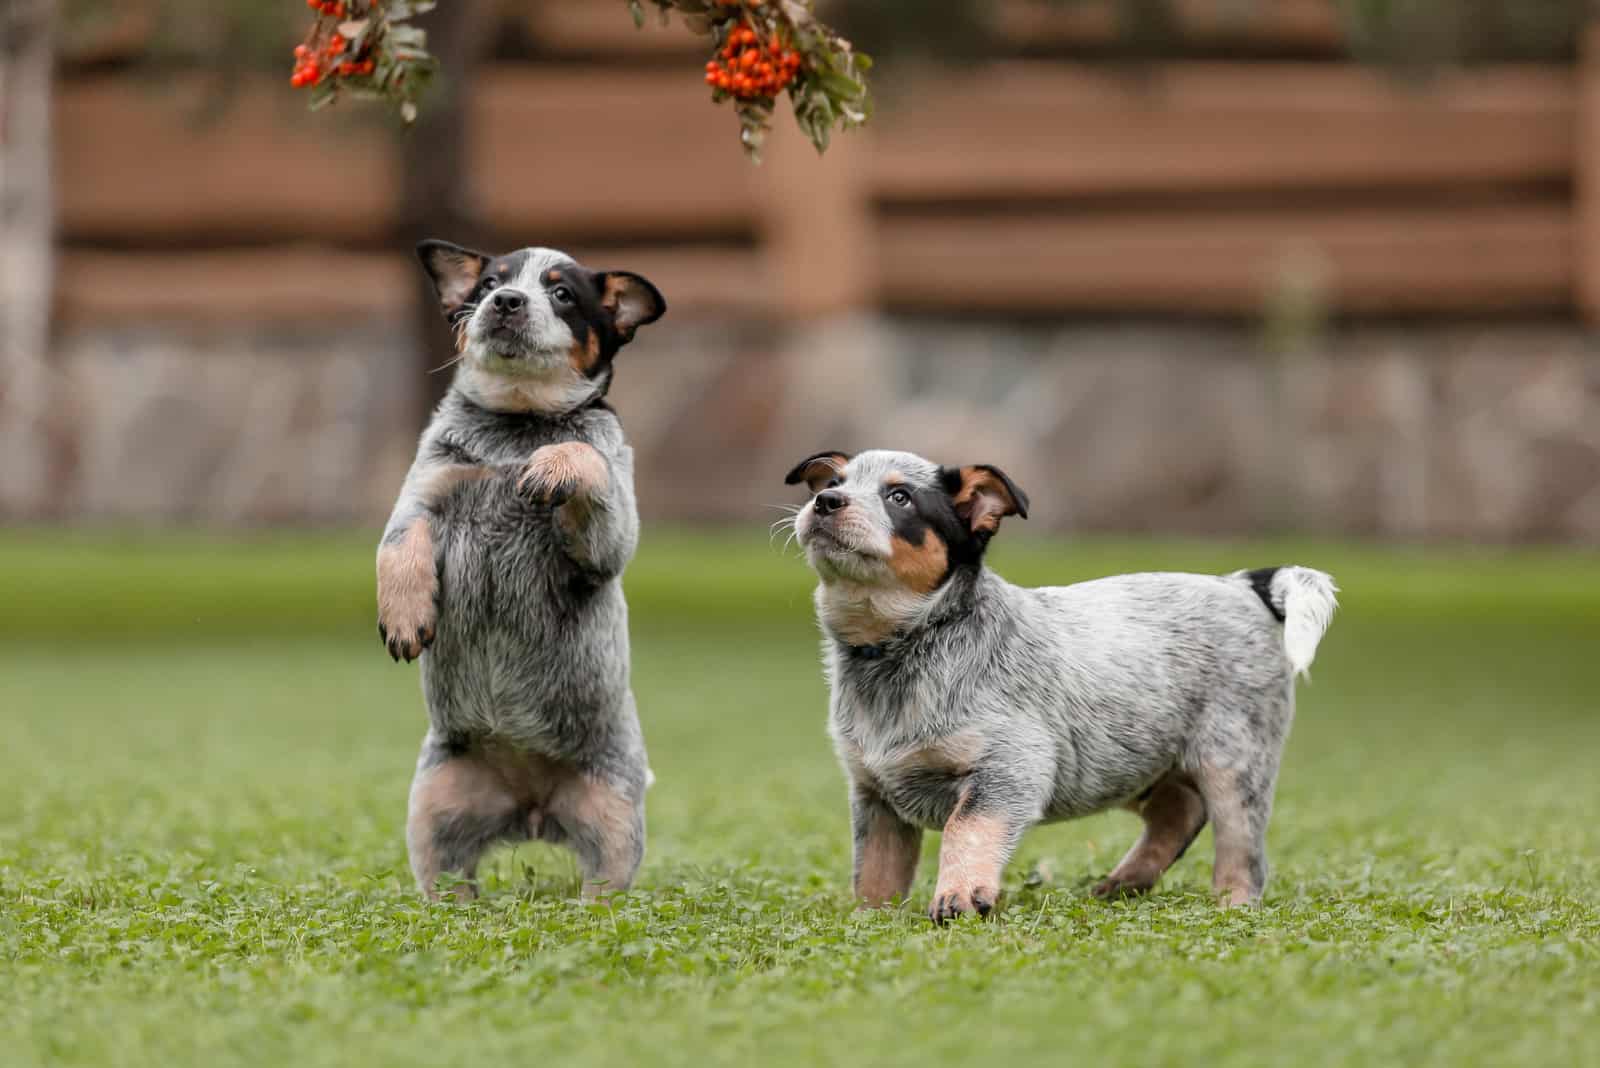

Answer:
[377,519,438,663]
[517,442,609,508]
[379,617,435,663]
[928,883,998,925]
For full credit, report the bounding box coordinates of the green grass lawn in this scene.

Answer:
[3,530,1598,1067]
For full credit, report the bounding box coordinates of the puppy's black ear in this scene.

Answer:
[943,464,1029,538]
[417,240,490,320]
[597,271,666,343]
[784,451,852,493]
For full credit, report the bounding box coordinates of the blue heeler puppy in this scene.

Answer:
[782,449,1338,922]
[377,240,664,900]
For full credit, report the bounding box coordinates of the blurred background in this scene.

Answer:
[3,2,1598,775]
[5,0,1599,539]
[5,9,1600,1064]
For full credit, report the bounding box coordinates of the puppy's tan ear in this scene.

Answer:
[947,464,1029,537]
[417,240,490,319]
[783,451,852,493]
[598,271,666,343]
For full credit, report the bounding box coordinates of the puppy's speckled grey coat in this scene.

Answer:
[785,449,1338,921]
[378,242,664,899]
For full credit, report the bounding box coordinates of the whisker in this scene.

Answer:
[427,352,466,375]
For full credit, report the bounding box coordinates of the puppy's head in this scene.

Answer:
[784,449,1028,594]
[417,240,665,413]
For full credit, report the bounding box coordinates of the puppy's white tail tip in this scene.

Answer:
[1270,566,1338,677]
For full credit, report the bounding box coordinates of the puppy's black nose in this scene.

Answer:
[490,289,526,314]
[812,490,846,516]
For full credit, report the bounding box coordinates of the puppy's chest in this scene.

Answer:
[835,714,985,829]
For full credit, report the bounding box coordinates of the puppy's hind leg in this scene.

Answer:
[407,737,529,900]
[547,773,646,902]
[1092,772,1208,899]
[1194,747,1282,908]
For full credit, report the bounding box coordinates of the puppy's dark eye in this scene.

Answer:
[481,277,498,293]
[887,487,912,507]
[825,477,843,490]
[551,285,574,305]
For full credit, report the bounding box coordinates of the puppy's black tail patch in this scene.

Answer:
[1244,566,1287,622]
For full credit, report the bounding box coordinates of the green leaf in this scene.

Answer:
[814,71,864,101]
[307,82,338,111]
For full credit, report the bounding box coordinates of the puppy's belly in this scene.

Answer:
[424,532,632,758]
[1042,747,1181,822]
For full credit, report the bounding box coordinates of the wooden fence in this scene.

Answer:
[51,15,1600,327]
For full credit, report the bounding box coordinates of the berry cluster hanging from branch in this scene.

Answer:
[290,1,438,122]
[654,0,872,158]
[289,0,870,160]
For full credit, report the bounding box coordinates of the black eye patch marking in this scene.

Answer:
[884,479,961,593]
[888,480,985,576]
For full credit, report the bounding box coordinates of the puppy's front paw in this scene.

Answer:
[379,615,434,663]
[377,520,438,663]
[1091,873,1154,900]
[929,882,999,925]
[517,442,609,508]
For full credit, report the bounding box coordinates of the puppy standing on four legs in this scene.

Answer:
[783,449,1338,922]
[377,240,665,900]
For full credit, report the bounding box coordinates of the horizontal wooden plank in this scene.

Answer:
[56,78,400,242]
[993,0,1343,52]
[59,64,1576,242]
[56,249,412,325]
[467,69,760,237]
[876,204,1571,313]
[56,69,760,243]
[56,246,768,326]
[509,1,704,56]
[873,63,1575,201]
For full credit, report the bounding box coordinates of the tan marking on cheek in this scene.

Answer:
[888,530,949,593]
[569,330,601,376]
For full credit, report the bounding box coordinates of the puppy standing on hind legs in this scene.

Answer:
[377,239,665,901]
[782,449,1338,921]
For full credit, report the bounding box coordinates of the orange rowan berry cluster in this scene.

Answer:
[704,24,803,102]
[291,1,378,89]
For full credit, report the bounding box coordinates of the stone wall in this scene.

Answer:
[27,319,1600,543]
